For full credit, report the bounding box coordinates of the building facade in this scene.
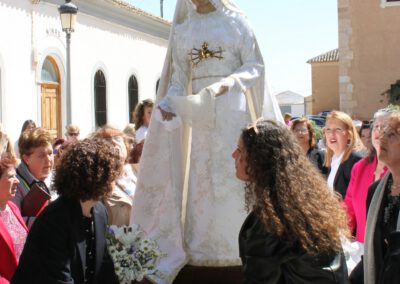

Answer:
[338,0,400,119]
[0,0,170,141]
[307,49,339,115]
[275,90,306,117]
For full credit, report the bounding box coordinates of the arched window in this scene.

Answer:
[94,70,107,127]
[128,75,138,123]
[41,58,59,83]
[156,78,160,95]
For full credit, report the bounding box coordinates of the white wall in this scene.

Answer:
[0,0,168,142]
[0,0,38,141]
[291,104,305,117]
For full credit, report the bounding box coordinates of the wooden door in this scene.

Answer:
[41,83,61,138]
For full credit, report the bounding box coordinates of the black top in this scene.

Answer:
[83,214,95,284]
[364,175,400,284]
[239,212,349,284]
[307,148,328,176]
[11,196,118,284]
[329,152,362,199]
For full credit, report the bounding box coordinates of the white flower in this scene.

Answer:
[107,224,165,282]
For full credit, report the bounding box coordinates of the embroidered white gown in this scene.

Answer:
[131,1,282,283]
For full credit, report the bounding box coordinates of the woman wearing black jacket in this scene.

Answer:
[291,117,327,175]
[324,111,362,198]
[232,119,350,283]
[12,138,121,284]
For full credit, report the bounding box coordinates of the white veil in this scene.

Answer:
[156,0,283,122]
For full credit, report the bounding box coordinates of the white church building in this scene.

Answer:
[0,0,170,141]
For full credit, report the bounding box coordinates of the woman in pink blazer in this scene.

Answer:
[0,158,28,284]
[344,109,392,243]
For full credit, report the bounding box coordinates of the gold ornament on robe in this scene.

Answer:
[189,42,223,67]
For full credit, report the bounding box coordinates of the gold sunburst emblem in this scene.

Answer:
[189,42,224,67]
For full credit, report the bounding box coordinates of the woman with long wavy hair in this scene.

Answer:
[233,119,350,283]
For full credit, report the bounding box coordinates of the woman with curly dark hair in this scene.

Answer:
[12,138,121,284]
[233,119,350,283]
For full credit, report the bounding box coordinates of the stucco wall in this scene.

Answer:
[0,0,169,141]
[339,0,400,119]
[310,62,339,114]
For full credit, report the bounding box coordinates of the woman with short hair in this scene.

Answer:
[12,138,121,284]
[0,158,28,283]
[361,111,400,284]
[12,127,53,228]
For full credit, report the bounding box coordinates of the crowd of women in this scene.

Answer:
[1,106,399,284]
[1,0,400,283]
[0,99,152,284]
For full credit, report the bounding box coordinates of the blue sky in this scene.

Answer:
[127,0,338,97]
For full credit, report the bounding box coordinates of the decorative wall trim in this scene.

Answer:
[338,0,355,115]
[381,0,400,8]
[43,0,171,40]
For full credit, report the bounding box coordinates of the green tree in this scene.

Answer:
[382,80,400,105]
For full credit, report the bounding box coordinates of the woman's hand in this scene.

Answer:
[215,85,229,97]
[158,106,176,121]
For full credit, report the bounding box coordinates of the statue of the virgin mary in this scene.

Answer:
[131,0,283,283]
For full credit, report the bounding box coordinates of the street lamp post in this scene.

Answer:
[58,0,78,125]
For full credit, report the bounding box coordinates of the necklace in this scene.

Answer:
[391,183,400,194]
[384,178,400,224]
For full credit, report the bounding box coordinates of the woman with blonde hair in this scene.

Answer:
[64,124,80,143]
[324,110,362,198]
[233,119,349,283]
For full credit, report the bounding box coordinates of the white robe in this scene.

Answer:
[131,2,282,283]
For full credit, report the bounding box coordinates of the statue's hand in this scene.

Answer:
[158,106,176,121]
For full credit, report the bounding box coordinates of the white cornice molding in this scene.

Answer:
[381,0,400,8]
[43,0,171,40]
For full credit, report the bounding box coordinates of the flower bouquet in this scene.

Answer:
[106,224,164,283]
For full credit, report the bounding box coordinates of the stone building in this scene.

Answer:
[307,48,339,115]
[308,0,400,120]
